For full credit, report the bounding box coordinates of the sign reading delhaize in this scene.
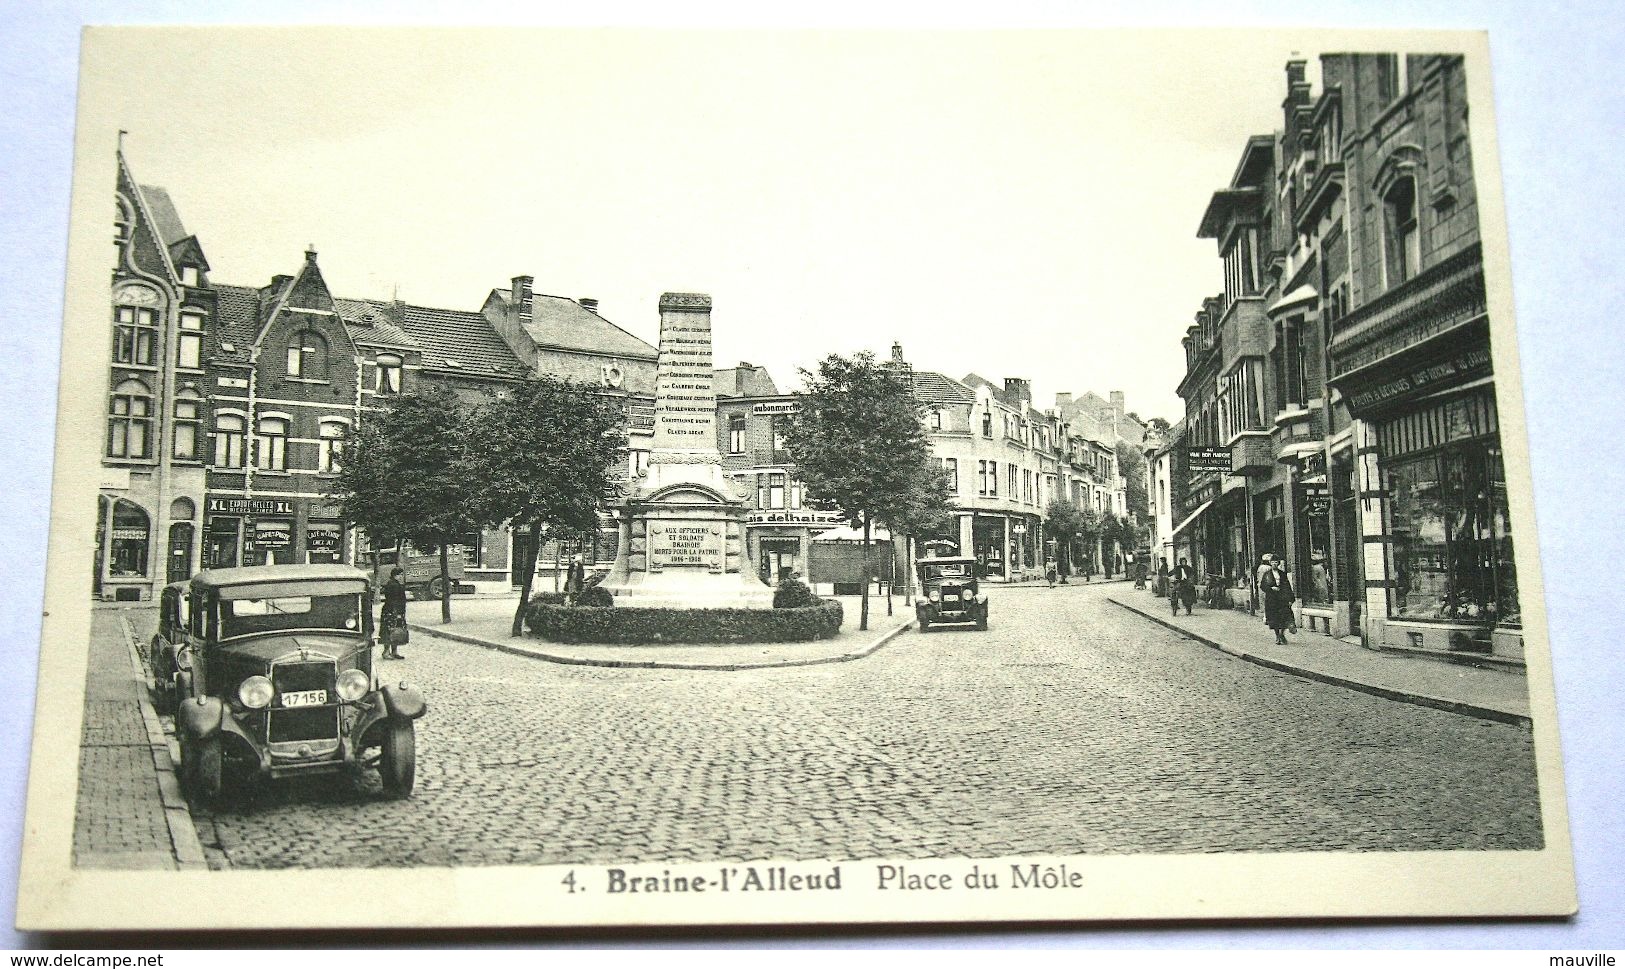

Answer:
[651,292,718,452]
[207,497,295,516]
[1187,446,1231,474]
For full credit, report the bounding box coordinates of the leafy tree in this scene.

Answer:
[327,386,481,623]
[1116,439,1150,519]
[874,459,955,606]
[470,376,629,636]
[783,351,941,631]
[1145,417,1173,439]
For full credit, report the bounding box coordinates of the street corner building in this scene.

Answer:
[96,149,671,599]
[1166,53,1522,664]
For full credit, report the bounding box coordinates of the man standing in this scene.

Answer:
[564,553,586,606]
[1171,557,1196,616]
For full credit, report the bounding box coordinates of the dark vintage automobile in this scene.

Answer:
[149,581,190,716]
[173,564,427,800]
[914,555,989,632]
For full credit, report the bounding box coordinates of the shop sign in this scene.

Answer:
[1300,449,1327,478]
[208,497,295,516]
[1347,346,1493,412]
[253,520,293,548]
[1187,446,1231,474]
[1298,481,1331,516]
[751,401,800,416]
[98,469,131,491]
[748,509,843,526]
[307,525,342,552]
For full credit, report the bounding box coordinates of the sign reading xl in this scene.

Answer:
[1187,446,1231,474]
[207,497,296,516]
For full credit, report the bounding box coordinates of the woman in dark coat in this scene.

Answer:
[380,567,408,660]
[1261,558,1297,644]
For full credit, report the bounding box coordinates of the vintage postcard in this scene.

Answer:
[17,26,1576,930]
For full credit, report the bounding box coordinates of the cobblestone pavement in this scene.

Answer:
[179,583,1542,868]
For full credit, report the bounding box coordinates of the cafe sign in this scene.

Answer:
[1187,446,1231,475]
[208,497,295,516]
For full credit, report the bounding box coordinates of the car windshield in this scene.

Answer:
[927,563,969,578]
[220,593,363,639]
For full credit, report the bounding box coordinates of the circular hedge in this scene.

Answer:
[524,597,844,644]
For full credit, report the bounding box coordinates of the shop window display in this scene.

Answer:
[1387,442,1516,625]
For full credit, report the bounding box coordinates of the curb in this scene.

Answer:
[117,615,210,870]
[408,616,915,672]
[1105,596,1531,728]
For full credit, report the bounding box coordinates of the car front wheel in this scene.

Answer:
[182,733,222,801]
[380,722,416,797]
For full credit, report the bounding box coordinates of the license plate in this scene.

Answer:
[280,689,327,708]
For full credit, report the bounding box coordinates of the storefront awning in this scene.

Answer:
[1169,498,1216,539]
[812,524,893,543]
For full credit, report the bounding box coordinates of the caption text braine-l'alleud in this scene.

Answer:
[576,863,1087,895]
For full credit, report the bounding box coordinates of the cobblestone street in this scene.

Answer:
[128,582,1544,869]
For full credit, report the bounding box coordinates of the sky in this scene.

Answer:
[82,28,1385,423]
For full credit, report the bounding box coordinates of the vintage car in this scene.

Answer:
[914,555,989,632]
[149,581,191,715]
[173,564,427,800]
[360,547,465,601]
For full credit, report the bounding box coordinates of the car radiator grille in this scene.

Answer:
[269,659,338,743]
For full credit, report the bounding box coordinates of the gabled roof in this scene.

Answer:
[333,298,418,351]
[212,284,263,363]
[490,289,658,360]
[714,365,779,398]
[399,303,527,378]
[911,371,975,406]
[138,183,188,246]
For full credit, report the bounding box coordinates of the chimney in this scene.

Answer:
[511,275,533,326]
[304,244,318,264]
[1003,377,1031,406]
[578,297,599,314]
[1055,392,1073,409]
[891,341,905,364]
[735,362,753,396]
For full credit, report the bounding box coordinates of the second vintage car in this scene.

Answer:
[172,564,427,800]
[913,555,990,632]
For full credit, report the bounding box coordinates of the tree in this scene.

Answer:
[1116,439,1150,520]
[1043,498,1088,580]
[470,376,628,636]
[874,460,956,607]
[327,386,482,623]
[783,351,940,631]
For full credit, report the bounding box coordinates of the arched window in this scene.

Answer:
[107,379,153,459]
[286,330,330,380]
[318,419,349,473]
[109,499,150,577]
[1383,176,1421,288]
[255,416,289,471]
[170,496,196,521]
[173,388,203,460]
[214,413,246,468]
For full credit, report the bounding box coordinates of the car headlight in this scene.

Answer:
[928,590,941,602]
[238,675,274,709]
[336,668,370,702]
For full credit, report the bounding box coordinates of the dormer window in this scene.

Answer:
[180,265,200,287]
[375,354,403,395]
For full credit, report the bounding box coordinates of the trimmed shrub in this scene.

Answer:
[577,585,615,608]
[525,598,844,644]
[772,577,819,609]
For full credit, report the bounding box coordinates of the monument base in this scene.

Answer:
[600,465,776,611]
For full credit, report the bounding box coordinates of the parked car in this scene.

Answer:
[360,546,465,601]
[149,581,190,715]
[172,564,427,800]
[914,555,989,632]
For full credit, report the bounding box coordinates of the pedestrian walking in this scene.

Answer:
[1133,554,1147,590]
[1253,552,1275,618]
[380,567,408,660]
[1045,560,1058,588]
[1171,557,1196,616]
[1155,556,1169,597]
[1261,557,1297,644]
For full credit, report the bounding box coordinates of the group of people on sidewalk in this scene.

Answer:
[1152,552,1302,645]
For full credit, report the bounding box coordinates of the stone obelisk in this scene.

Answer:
[600,293,774,609]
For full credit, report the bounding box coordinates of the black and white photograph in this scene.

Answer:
[15,24,1580,931]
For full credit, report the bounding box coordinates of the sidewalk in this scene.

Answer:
[1107,588,1531,726]
[75,608,206,870]
[405,594,914,671]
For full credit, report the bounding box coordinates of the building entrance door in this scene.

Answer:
[757,537,802,583]
[167,522,194,584]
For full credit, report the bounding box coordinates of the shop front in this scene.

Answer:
[745,508,845,584]
[203,496,352,569]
